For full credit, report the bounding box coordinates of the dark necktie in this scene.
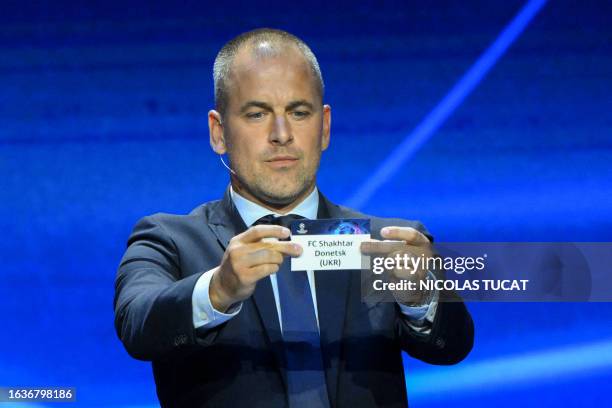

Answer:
[255,214,331,407]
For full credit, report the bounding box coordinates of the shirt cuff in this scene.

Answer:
[192,268,242,329]
[397,271,439,323]
[398,288,439,322]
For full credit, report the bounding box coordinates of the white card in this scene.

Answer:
[290,219,371,271]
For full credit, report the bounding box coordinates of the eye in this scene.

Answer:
[245,111,266,120]
[291,110,311,120]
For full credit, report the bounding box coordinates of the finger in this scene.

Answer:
[361,240,407,255]
[250,241,303,258]
[381,227,429,245]
[238,225,290,243]
[246,248,284,267]
[250,263,280,279]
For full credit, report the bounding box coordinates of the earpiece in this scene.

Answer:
[219,155,236,175]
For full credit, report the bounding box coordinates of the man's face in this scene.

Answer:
[210,47,330,207]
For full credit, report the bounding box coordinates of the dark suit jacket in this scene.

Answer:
[114,189,473,407]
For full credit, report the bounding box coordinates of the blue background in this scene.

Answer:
[1,0,611,406]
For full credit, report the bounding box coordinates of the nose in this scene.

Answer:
[269,115,292,145]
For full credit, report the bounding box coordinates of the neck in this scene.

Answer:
[230,177,316,214]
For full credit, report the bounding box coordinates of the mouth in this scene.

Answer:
[265,156,299,168]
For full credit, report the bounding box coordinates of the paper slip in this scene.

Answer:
[290,218,371,271]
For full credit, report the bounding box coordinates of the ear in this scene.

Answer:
[208,110,226,154]
[321,104,331,151]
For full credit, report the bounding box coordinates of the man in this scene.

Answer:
[114,28,473,407]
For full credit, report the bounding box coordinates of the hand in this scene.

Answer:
[360,226,433,305]
[209,225,303,311]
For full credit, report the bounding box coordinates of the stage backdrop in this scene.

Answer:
[1,1,611,406]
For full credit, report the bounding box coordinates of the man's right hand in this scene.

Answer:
[209,225,303,312]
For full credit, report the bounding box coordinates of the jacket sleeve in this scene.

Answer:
[113,215,222,361]
[393,221,475,365]
[397,293,474,365]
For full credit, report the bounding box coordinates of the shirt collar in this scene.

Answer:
[230,185,319,227]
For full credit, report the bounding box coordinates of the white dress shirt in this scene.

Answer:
[192,186,438,332]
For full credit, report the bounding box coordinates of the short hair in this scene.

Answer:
[213,28,325,116]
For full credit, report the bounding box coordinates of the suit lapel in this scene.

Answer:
[207,187,287,391]
[207,189,244,248]
[252,275,287,388]
[315,192,353,406]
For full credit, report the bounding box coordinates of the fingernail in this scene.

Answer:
[293,244,302,253]
[282,227,290,236]
[381,227,390,235]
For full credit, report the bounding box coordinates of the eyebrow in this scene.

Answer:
[239,99,315,114]
[286,100,315,111]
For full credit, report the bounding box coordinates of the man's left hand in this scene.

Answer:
[360,226,434,305]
